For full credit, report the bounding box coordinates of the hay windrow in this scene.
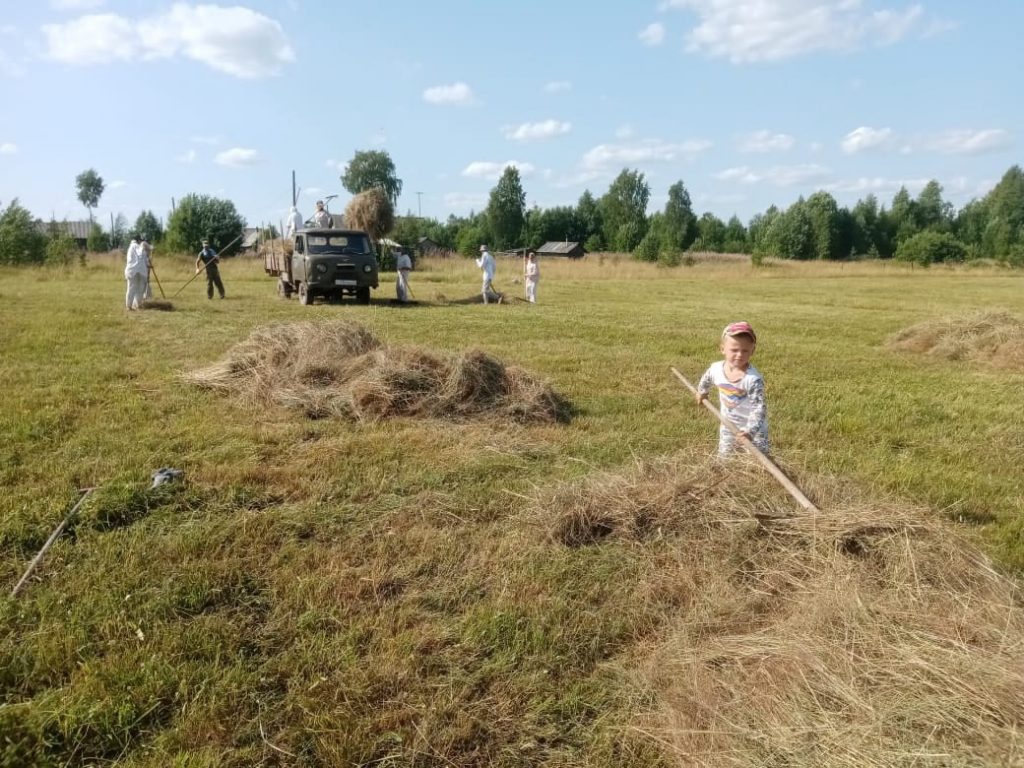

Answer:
[888,310,1024,370]
[185,320,570,424]
[530,454,1024,766]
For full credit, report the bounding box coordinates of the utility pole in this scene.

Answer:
[416,191,422,218]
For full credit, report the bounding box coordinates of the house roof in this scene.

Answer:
[536,241,582,254]
[241,228,260,248]
[37,220,92,239]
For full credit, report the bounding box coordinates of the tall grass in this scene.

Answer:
[1,254,1022,765]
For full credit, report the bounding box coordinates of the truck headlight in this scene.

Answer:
[363,265,372,273]
[316,263,328,274]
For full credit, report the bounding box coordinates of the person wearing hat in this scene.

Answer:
[124,234,147,310]
[195,238,226,300]
[475,244,500,304]
[695,321,770,456]
[312,200,333,229]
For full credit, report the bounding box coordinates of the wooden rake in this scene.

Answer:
[671,367,819,514]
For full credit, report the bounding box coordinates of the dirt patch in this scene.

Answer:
[888,310,1024,371]
[531,454,1024,766]
[185,320,570,423]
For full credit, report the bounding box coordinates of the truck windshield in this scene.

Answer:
[307,234,371,255]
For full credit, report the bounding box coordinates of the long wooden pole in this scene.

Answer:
[11,487,96,597]
[171,233,242,298]
[148,259,167,299]
[670,367,819,513]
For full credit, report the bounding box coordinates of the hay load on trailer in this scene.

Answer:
[265,228,380,305]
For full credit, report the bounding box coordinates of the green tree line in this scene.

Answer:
[4,156,1022,268]
[388,160,1024,267]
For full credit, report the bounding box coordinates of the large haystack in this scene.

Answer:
[532,455,1024,767]
[185,321,570,423]
[889,310,1024,371]
[344,188,394,241]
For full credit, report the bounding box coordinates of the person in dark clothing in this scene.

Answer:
[195,239,226,299]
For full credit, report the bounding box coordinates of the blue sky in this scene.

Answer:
[0,1,1020,232]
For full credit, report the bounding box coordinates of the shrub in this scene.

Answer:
[45,229,79,266]
[165,194,245,255]
[86,222,108,253]
[895,231,968,266]
[0,199,47,265]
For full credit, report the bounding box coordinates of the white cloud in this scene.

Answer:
[423,82,474,105]
[461,160,536,180]
[109,179,127,189]
[716,166,760,183]
[841,126,1011,155]
[738,130,795,153]
[580,138,712,171]
[826,176,930,195]
[664,0,932,63]
[716,163,831,186]
[215,147,260,167]
[922,129,1012,155]
[841,126,895,153]
[639,22,666,47]
[43,14,136,64]
[502,119,571,142]
[0,142,17,155]
[443,192,487,211]
[543,80,571,93]
[50,0,106,9]
[42,5,294,79]
[176,148,197,164]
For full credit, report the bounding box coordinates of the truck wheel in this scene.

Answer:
[298,283,313,306]
[356,287,371,305]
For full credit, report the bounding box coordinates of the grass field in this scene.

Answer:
[1,252,1022,765]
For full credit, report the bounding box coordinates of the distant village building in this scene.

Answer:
[417,236,441,255]
[535,241,585,259]
[240,228,260,251]
[37,220,91,248]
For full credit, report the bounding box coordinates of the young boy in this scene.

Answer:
[695,321,770,456]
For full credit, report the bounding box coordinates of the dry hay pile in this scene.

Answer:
[533,455,1024,767]
[344,188,394,241]
[889,310,1024,371]
[138,299,174,311]
[185,320,569,423]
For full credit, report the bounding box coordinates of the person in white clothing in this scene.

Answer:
[395,248,413,302]
[312,200,333,229]
[475,244,500,304]
[285,206,303,241]
[695,321,770,456]
[124,236,148,310]
[524,251,539,303]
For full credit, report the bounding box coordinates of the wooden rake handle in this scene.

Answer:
[11,487,96,597]
[670,367,819,514]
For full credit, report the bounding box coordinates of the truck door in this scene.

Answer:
[291,236,306,282]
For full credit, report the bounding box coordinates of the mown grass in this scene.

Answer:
[1,252,1022,765]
